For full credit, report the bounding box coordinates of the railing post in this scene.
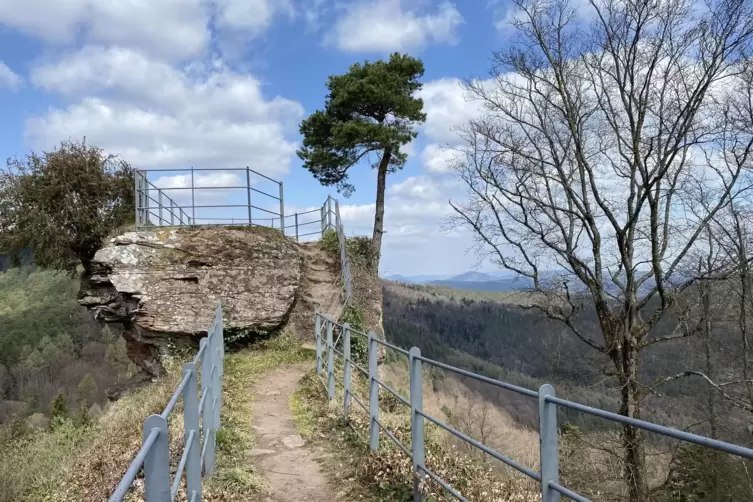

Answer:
[246,167,252,226]
[345,258,352,301]
[145,176,150,225]
[327,196,332,229]
[320,202,326,236]
[409,347,425,502]
[191,166,196,226]
[215,301,224,425]
[158,190,164,226]
[143,414,170,501]
[295,213,299,242]
[368,331,379,452]
[279,182,285,232]
[200,337,215,474]
[183,363,202,501]
[539,384,560,502]
[171,201,175,226]
[327,318,335,400]
[315,311,322,376]
[134,171,141,228]
[343,322,352,418]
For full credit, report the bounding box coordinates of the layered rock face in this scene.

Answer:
[79,226,302,375]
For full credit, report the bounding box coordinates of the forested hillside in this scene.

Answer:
[0,139,138,433]
[0,266,135,426]
[383,281,752,438]
[383,280,753,499]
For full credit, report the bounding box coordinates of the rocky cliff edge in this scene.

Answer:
[78,226,303,376]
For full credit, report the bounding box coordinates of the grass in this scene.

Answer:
[291,360,541,502]
[0,332,313,502]
[0,420,90,501]
[0,354,186,501]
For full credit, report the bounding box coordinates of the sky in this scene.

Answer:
[0,0,519,277]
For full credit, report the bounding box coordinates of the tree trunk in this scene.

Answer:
[618,335,649,502]
[622,379,649,501]
[371,146,392,270]
[701,280,718,439]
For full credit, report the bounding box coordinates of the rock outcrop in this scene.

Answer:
[79,226,302,375]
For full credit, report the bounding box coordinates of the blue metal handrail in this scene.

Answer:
[108,301,225,502]
[134,167,284,231]
[314,312,753,502]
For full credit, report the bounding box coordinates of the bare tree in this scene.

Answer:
[444,391,499,458]
[448,0,753,499]
[657,63,753,417]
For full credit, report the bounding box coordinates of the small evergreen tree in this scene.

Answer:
[77,401,91,428]
[77,373,97,407]
[50,391,68,430]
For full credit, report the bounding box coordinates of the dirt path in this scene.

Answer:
[251,363,334,502]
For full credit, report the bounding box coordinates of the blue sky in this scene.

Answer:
[0,0,516,277]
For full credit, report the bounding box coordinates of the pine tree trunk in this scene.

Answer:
[371,146,392,270]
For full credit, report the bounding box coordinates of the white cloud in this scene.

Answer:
[0,0,209,61]
[414,77,490,173]
[0,0,89,43]
[327,0,463,53]
[341,176,454,235]
[151,171,244,205]
[337,175,476,274]
[421,143,458,173]
[214,0,294,33]
[0,0,292,62]
[417,77,483,143]
[0,61,22,89]
[27,46,304,176]
[302,0,331,32]
[490,0,596,32]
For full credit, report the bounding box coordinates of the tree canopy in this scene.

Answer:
[298,53,426,267]
[0,139,134,275]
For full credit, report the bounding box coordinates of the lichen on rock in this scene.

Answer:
[79,226,302,375]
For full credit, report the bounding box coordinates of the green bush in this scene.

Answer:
[320,229,339,258]
[346,236,376,268]
[50,391,68,431]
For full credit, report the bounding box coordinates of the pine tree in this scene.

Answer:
[50,391,68,430]
[298,53,426,269]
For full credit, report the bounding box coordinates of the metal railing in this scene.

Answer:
[283,195,352,308]
[109,301,225,502]
[314,312,753,502]
[134,167,284,231]
[326,195,352,304]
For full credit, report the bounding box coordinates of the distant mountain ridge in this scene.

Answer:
[384,274,453,283]
[445,271,497,282]
[384,270,513,285]
[387,268,656,294]
[429,276,535,292]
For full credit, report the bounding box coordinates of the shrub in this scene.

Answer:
[50,391,68,430]
[320,228,339,258]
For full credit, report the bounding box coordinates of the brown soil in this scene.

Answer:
[251,363,335,502]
